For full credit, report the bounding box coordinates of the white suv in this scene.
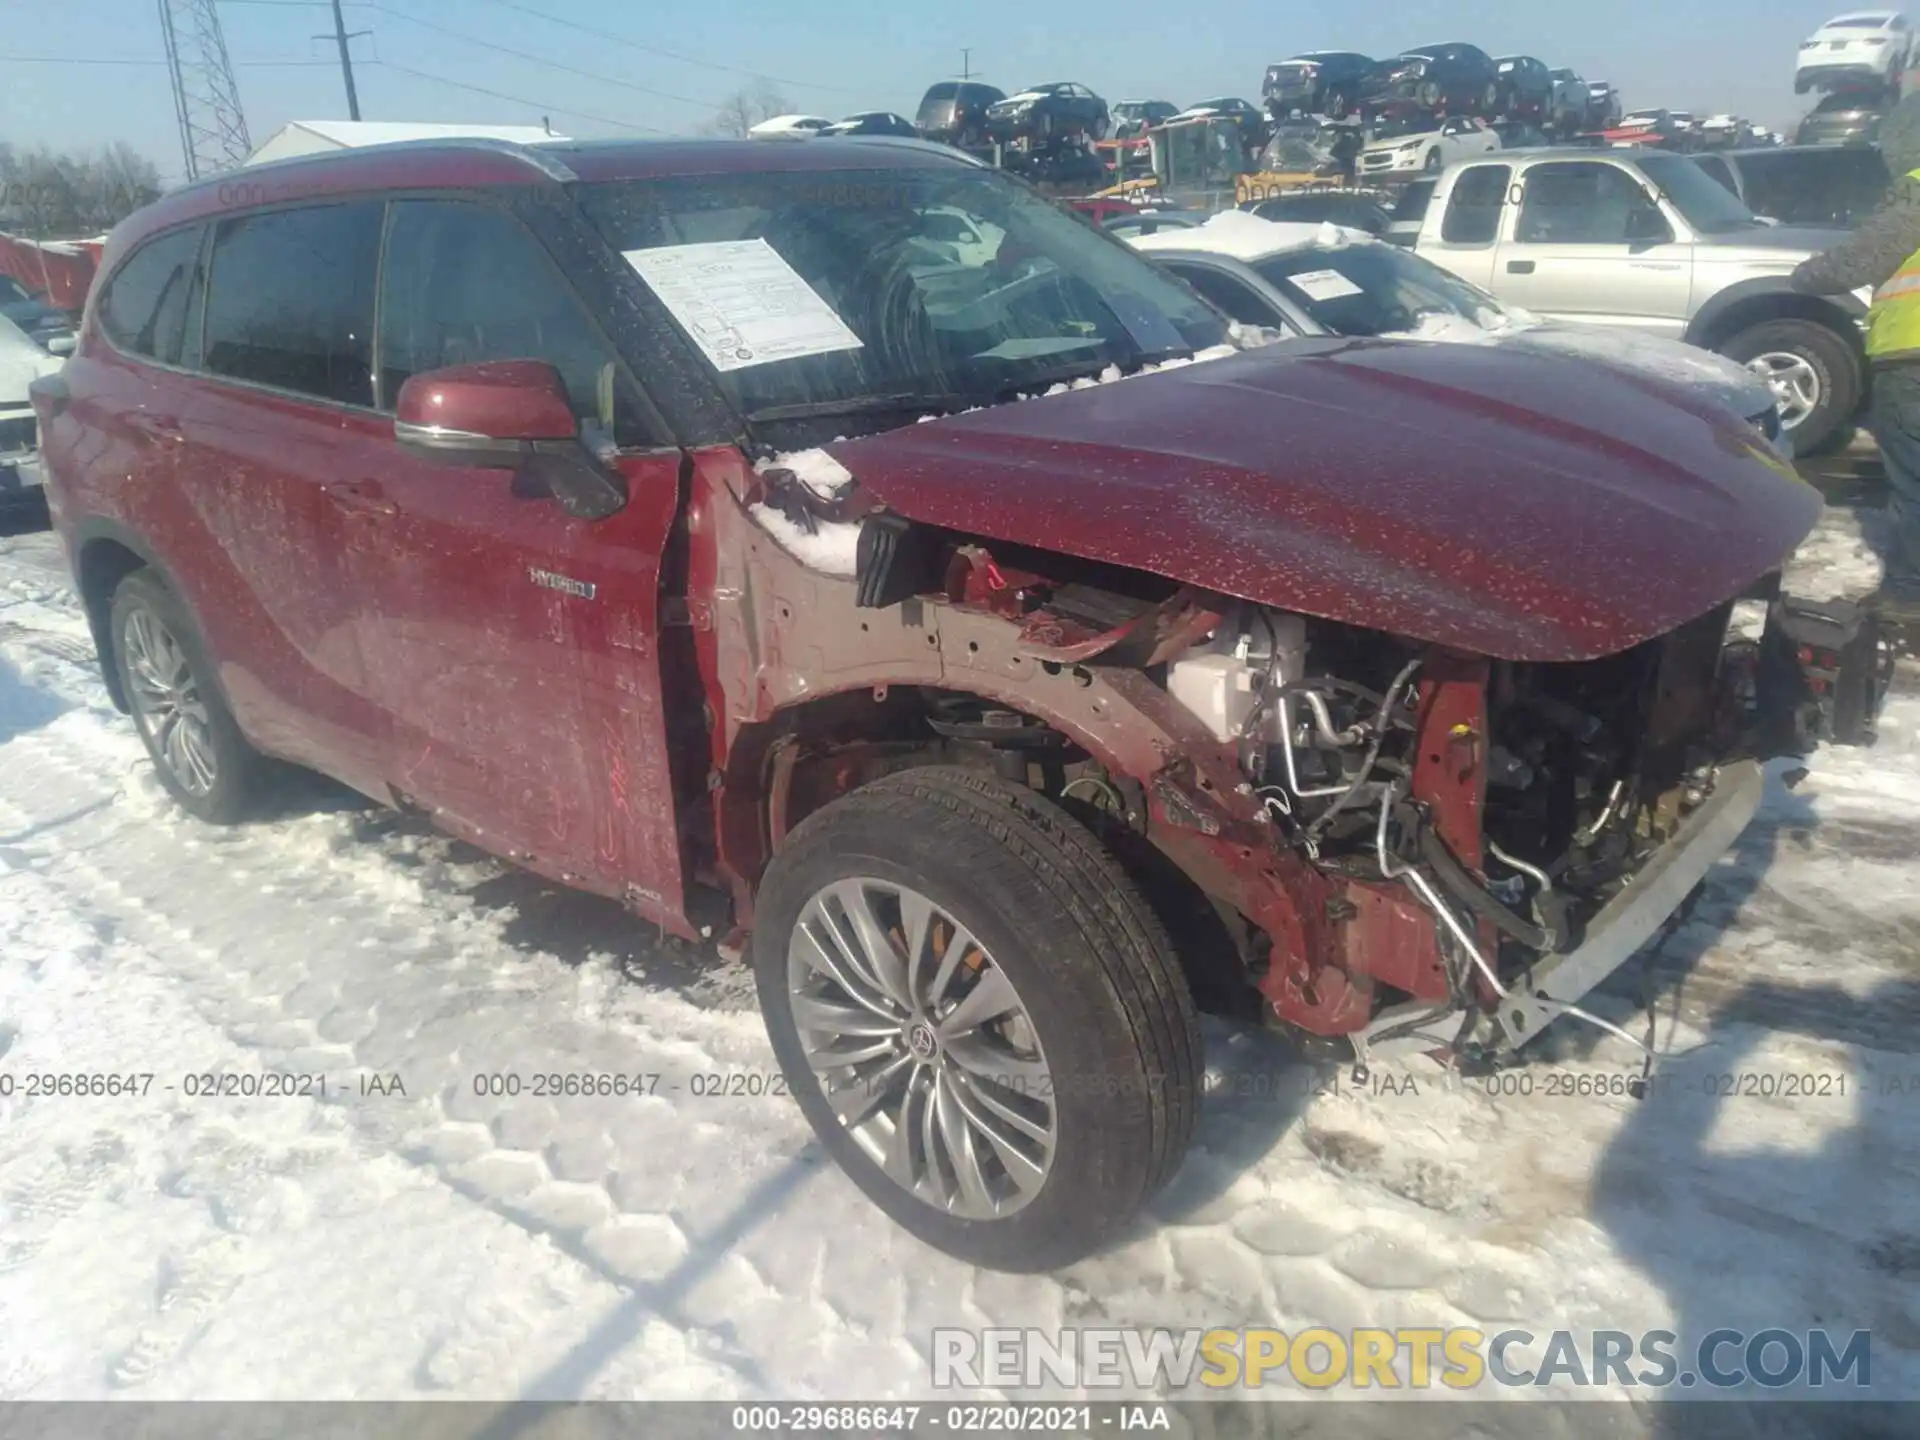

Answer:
[1796,11,1912,94]
[1413,147,1871,454]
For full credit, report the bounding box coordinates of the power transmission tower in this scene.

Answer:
[157,0,253,180]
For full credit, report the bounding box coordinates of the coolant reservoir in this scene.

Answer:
[1166,608,1307,743]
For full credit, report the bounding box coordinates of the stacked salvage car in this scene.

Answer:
[1793,11,1913,145]
[1262,43,1608,139]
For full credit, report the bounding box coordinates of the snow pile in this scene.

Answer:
[755,448,854,500]
[1390,311,1504,343]
[748,501,864,576]
[1136,210,1366,264]
[1227,319,1284,349]
[1027,343,1241,402]
[1781,502,1886,602]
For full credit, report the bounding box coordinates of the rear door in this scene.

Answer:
[354,196,688,909]
[177,200,390,794]
[51,222,204,600]
[1492,159,1692,333]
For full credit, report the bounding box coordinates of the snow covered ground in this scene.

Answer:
[1,504,1918,1411]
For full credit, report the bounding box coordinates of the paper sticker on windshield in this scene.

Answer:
[622,239,863,372]
[1288,268,1364,302]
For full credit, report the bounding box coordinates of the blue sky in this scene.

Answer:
[0,0,1877,182]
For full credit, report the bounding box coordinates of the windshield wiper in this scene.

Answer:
[744,392,970,423]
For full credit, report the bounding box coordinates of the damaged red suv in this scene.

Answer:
[35,136,1852,1270]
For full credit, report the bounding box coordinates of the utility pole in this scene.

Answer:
[320,0,370,122]
[960,48,972,81]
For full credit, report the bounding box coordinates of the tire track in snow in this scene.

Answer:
[9,528,1920,1405]
[0,752,798,1395]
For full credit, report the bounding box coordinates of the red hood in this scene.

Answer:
[826,339,1819,662]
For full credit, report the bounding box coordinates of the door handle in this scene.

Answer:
[1506,260,1536,274]
[324,480,399,517]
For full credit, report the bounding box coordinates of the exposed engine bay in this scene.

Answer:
[727,466,1888,1075]
[1150,593,1883,1067]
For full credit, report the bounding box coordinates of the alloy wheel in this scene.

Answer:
[785,877,1056,1220]
[1746,350,1822,429]
[122,604,218,796]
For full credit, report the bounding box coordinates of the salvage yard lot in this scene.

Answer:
[0,503,1917,1411]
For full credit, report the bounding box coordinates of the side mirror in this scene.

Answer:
[394,361,626,521]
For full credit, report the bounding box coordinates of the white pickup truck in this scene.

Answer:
[1406,146,1872,455]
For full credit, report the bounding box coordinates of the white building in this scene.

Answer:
[245,120,568,166]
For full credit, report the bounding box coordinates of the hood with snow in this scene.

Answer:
[820,339,1817,664]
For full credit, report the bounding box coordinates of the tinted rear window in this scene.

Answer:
[1394,179,1436,224]
[203,202,383,407]
[1442,165,1509,243]
[1738,148,1890,226]
[99,225,202,365]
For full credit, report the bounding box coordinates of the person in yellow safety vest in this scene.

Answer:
[1792,92,1920,624]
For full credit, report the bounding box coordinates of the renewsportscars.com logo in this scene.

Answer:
[931,1326,1873,1392]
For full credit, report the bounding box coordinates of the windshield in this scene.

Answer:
[1253,242,1506,336]
[577,166,1227,427]
[1369,116,1436,141]
[1638,152,1762,234]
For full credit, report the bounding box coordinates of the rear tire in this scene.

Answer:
[1716,316,1862,458]
[108,568,266,824]
[753,766,1203,1272]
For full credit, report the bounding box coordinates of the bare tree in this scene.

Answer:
[703,81,795,137]
[0,143,160,238]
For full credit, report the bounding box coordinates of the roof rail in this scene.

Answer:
[168,135,578,198]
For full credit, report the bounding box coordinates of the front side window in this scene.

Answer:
[377,200,653,446]
[99,225,203,365]
[1638,152,1762,235]
[203,202,382,406]
[1442,164,1509,244]
[1164,262,1286,328]
[577,165,1227,430]
[1693,155,1736,193]
[1516,163,1664,244]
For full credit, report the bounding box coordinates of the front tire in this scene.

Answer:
[109,568,266,824]
[753,766,1203,1272]
[1717,317,1862,458]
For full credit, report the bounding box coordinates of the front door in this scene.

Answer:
[353,197,689,917]
[1492,160,1693,335]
